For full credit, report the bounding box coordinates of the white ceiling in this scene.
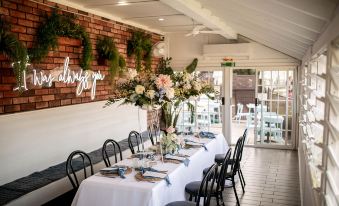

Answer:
[56,0,339,59]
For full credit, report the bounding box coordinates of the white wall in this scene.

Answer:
[0,101,147,185]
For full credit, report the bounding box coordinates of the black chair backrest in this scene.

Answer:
[216,148,232,192]
[128,131,143,154]
[66,150,94,189]
[231,136,243,176]
[147,124,159,145]
[239,128,248,161]
[102,139,123,167]
[197,163,218,206]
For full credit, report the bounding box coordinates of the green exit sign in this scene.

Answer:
[221,62,235,67]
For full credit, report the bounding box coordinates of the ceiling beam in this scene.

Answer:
[230,0,325,33]
[160,0,237,39]
[123,13,184,20]
[84,0,159,8]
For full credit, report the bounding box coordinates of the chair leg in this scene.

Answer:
[189,194,192,201]
[239,171,245,193]
[239,168,246,186]
[216,193,220,206]
[232,177,240,206]
[220,192,225,206]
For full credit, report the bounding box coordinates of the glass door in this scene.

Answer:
[254,68,295,147]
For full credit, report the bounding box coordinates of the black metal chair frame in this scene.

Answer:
[237,128,248,192]
[225,136,244,206]
[128,131,143,154]
[66,150,94,189]
[102,139,123,167]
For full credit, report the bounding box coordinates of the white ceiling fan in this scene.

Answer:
[152,41,167,57]
[185,25,224,37]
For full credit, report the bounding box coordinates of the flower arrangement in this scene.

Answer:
[160,126,183,154]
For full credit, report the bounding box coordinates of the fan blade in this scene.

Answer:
[185,32,193,37]
[199,30,221,34]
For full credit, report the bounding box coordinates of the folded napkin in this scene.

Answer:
[184,139,208,151]
[136,167,167,174]
[100,165,127,179]
[164,154,190,167]
[132,152,155,160]
[199,131,216,139]
[142,171,171,186]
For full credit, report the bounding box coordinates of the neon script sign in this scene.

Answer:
[14,57,105,100]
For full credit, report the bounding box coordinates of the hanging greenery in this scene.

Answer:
[127,31,152,72]
[118,54,126,75]
[96,36,119,78]
[157,57,174,75]
[0,18,28,92]
[30,8,92,70]
[185,58,198,73]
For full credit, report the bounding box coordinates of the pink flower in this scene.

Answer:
[155,74,173,89]
[166,126,176,134]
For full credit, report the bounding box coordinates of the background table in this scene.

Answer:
[72,134,228,206]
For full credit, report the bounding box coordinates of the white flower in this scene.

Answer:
[193,81,202,91]
[135,85,145,94]
[183,72,193,82]
[128,68,138,79]
[166,126,176,134]
[146,90,156,99]
[165,87,175,99]
[183,83,192,90]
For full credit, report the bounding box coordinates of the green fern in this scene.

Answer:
[96,36,119,78]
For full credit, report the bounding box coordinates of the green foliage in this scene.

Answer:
[0,17,28,92]
[96,36,119,77]
[118,54,126,74]
[127,31,153,72]
[30,9,92,70]
[185,58,198,73]
[157,57,173,75]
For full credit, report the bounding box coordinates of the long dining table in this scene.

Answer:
[71,133,228,206]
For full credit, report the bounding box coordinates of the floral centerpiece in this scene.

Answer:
[160,126,184,154]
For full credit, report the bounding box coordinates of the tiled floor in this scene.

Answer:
[211,147,301,206]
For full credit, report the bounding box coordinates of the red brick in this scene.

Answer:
[10,10,26,19]
[18,19,33,27]
[60,87,72,93]
[0,84,12,91]
[0,98,12,105]
[35,89,49,95]
[55,82,67,88]
[28,96,42,102]
[11,24,27,33]
[36,101,48,109]
[48,100,60,107]
[19,34,34,41]
[21,103,35,111]
[18,5,33,13]
[65,46,74,53]
[61,99,72,106]
[26,27,36,35]
[2,1,17,9]
[5,105,20,113]
[26,14,39,22]
[42,94,55,101]
[23,1,38,8]
[58,37,81,46]
[58,45,66,52]
[2,76,17,84]
[13,97,28,104]
[71,98,81,104]
[0,92,3,98]
[0,106,4,114]
[0,7,9,15]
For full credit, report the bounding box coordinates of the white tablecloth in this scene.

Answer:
[72,134,228,206]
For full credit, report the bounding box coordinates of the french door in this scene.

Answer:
[254,68,296,148]
[231,68,296,149]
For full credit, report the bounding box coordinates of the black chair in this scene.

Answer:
[66,150,94,189]
[147,124,159,145]
[102,139,123,167]
[215,129,247,191]
[185,148,232,206]
[224,136,244,206]
[165,163,218,206]
[128,131,143,154]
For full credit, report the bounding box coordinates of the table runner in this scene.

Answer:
[72,134,228,206]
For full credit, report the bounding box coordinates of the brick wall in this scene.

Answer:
[0,0,161,115]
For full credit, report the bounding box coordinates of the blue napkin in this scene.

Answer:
[183,158,190,167]
[184,139,208,151]
[199,131,216,139]
[118,168,126,179]
[141,169,171,186]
